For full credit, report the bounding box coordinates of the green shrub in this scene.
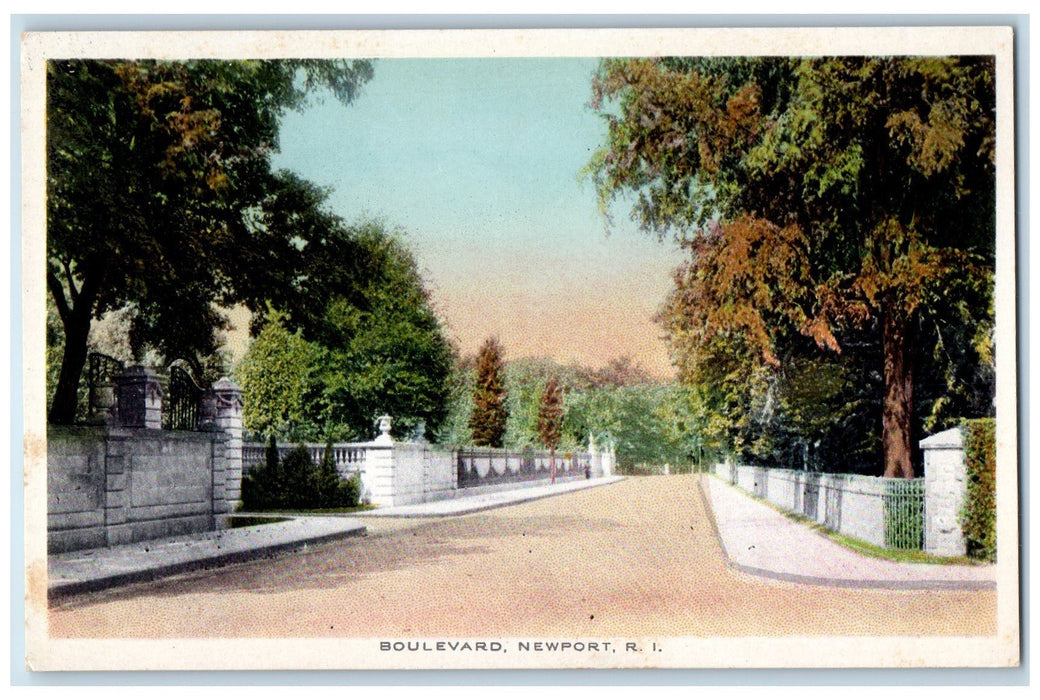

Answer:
[241,436,360,511]
[962,418,996,561]
[280,444,319,509]
[334,473,361,508]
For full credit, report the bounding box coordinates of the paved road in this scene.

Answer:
[48,475,996,639]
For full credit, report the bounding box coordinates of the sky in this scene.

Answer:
[267,58,687,377]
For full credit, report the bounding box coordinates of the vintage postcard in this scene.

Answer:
[21,25,1019,672]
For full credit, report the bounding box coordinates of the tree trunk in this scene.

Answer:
[881,307,915,478]
[49,308,92,424]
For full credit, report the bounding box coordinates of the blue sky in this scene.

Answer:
[271,57,685,376]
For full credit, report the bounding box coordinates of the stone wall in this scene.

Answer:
[241,432,616,509]
[48,368,244,553]
[715,426,976,555]
[48,425,230,553]
[715,464,923,550]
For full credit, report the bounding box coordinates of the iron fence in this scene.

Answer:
[163,362,204,431]
[883,478,925,550]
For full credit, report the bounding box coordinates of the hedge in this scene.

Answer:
[961,418,996,562]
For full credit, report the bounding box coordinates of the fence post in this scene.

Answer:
[205,378,244,510]
[364,415,397,506]
[921,427,968,557]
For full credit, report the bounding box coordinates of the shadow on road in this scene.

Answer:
[51,510,624,609]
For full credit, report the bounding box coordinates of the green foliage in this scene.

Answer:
[962,418,996,561]
[469,338,509,447]
[46,58,373,423]
[440,352,705,470]
[241,437,360,511]
[434,361,477,446]
[238,314,318,440]
[564,382,701,472]
[303,221,455,440]
[503,359,561,449]
[236,220,455,442]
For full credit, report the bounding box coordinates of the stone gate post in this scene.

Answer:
[114,366,166,429]
[203,378,244,509]
[921,427,968,557]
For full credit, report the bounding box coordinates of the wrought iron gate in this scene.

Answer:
[163,361,204,431]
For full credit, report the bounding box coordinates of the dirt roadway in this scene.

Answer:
[48,475,996,639]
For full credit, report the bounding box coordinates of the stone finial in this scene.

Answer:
[374,414,393,445]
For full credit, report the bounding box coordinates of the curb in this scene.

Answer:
[48,523,366,602]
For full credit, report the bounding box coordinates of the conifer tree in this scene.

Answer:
[469,337,509,447]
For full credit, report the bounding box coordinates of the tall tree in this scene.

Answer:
[588,56,996,477]
[237,312,317,440]
[538,378,564,483]
[537,378,564,451]
[236,219,455,442]
[469,337,509,448]
[303,220,456,440]
[46,58,373,423]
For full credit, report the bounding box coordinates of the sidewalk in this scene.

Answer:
[356,475,626,517]
[701,475,996,591]
[48,476,624,600]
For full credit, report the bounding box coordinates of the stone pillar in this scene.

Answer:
[589,436,603,478]
[921,427,968,557]
[115,366,166,429]
[364,445,396,507]
[103,430,133,546]
[363,414,396,505]
[204,378,244,509]
[602,444,615,477]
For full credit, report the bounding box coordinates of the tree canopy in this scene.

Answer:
[237,220,456,442]
[588,56,996,477]
[46,58,373,423]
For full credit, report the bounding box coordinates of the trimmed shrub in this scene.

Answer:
[280,444,319,509]
[241,436,360,511]
[962,418,997,561]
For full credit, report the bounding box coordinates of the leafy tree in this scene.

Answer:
[564,382,700,473]
[469,337,509,447]
[301,220,456,440]
[435,357,477,446]
[236,219,455,442]
[588,56,996,477]
[46,58,373,423]
[237,313,317,440]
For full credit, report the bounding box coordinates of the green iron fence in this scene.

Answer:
[883,477,925,550]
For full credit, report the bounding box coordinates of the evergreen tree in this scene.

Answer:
[469,337,509,447]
